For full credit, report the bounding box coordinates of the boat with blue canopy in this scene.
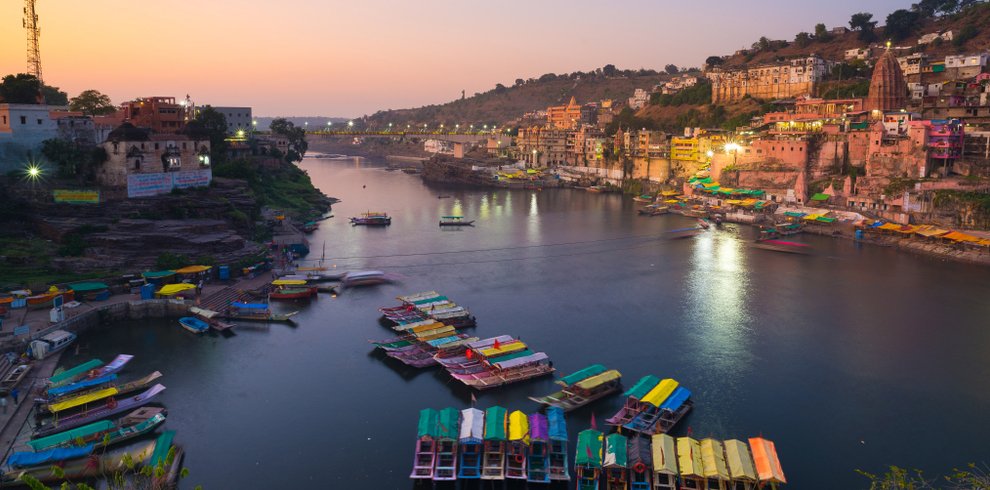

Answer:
[47,374,117,399]
[547,407,570,481]
[48,359,103,387]
[623,380,693,435]
[606,375,660,426]
[7,444,94,469]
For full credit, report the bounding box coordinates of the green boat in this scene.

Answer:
[28,407,167,451]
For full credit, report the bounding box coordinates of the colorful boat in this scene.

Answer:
[89,354,134,378]
[753,239,812,255]
[638,204,669,216]
[342,270,389,287]
[701,438,731,490]
[526,412,550,483]
[622,380,693,435]
[269,286,318,300]
[48,359,104,388]
[34,384,167,438]
[224,302,298,322]
[350,212,391,226]
[749,437,786,488]
[651,434,677,490]
[677,437,705,489]
[0,364,31,393]
[439,216,475,226]
[457,408,484,479]
[179,316,210,334]
[481,406,507,480]
[28,407,166,451]
[546,407,570,482]
[505,410,529,479]
[633,194,654,203]
[410,408,439,479]
[603,432,629,490]
[41,372,162,414]
[26,288,74,310]
[433,407,460,481]
[725,439,759,490]
[575,429,603,490]
[628,436,652,490]
[3,436,159,486]
[606,375,660,426]
[6,443,94,469]
[529,364,622,411]
[29,330,76,360]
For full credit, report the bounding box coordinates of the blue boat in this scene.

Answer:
[178,317,210,334]
[457,408,484,479]
[7,443,95,469]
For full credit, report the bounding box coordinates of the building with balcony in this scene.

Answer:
[707,55,832,103]
[98,123,211,188]
[119,97,188,134]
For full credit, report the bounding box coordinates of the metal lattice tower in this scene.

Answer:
[23,0,42,82]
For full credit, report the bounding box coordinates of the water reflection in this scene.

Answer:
[479,194,490,220]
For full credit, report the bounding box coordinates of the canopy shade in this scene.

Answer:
[272,279,307,286]
[677,437,703,477]
[558,364,607,386]
[623,375,660,400]
[810,193,830,201]
[459,408,484,442]
[484,406,507,441]
[659,386,691,412]
[575,429,603,467]
[547,407,567,441]
[575,370,622,390]
[725,439,758,481]
[231,302,268,309]
[651,434,677,475]
[27,421,114,451]
[437,407,459,439]
[175,265,211,274]
[529,413,549,441]
[417,408,440,438]
[508,410,530,443]
[141,270,175,279]
[68,282,108,292]
[49,359,103,386]
[157,283,197,296]
[749,437,787,484]
[701,438,730,480]
[603,432,628,468]
[641,378,679,407]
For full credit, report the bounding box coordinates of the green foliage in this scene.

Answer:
[795,32,812,47]
[831,60,872,79]
[885,9,922,41]
[187,106,229,165]
[857,463,990,489]
[821,79,872,99]
[653,82,712,107]
[41,84,69,106]
[270,118,309,163]
[815,23,832,41]
[934,190,990,213]
[605,107,659,134]
[156,252,190,270]
[849,12,878,41]
[40,139,105,183]
[705,56,724,68]
[953,24,979,47]
[883,178,918,196]
[0,73,43,103]
[664,64,679,75]
[69,90,116,115]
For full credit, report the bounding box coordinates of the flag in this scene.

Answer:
[466,349,474,360]
[586,445,593,459]
[590,412,597,430]
[470,393,477,407]
[687,426,693,436]
[493,339,501,350]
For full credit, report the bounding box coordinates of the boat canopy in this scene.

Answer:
[558,364,606,386]
[468,336,514,349]
[441,216,464,219]
[141,270,175,279]
[94,354,134,376]
[529,413,549,442]
[437,407,460,440]
[651,434,677,475]
[175,265,211,274]
[724,439,758,482]
[575,429,603,467]
[48,387,119,413]
[47,374,117,398]
[508,410,530,444]
[412,295,448,305]
[659,386,691,412]
[157,283,196,296]
[231,302,268,310]
[150,430,175,468]
[603,433,628,468]
[27,421,115,451]
[623,375,660,400]
[546,407,567,441]
[574,370,622,391]
[68,282,108,292]
[272,279,307,286]
[417,408,440,438]
[701,438,730,481]
[749,437,787,484]
[783,211,805,218]
[397,291,439,302]
[493,352,548,370]
[459,408,484,442]
[479,341,527,358]
[484,406,507,441]
[49,359,103,386]
[7,443,94,468]
[677,437,704,477]
[628,435,652,467]
[642,378,679,407]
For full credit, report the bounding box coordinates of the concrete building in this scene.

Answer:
[628,89,650,110]
[98,123,210,188]
[119,97,189,134]
[210,106,253,135]
[707,55,832,103]
[844,48,872,61]
[0,103,58,171]
[546,97,583,130]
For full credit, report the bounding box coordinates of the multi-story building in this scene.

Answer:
[0,103,58,171]
[845,48,872,61]
[516,127,572,167]
[628,89,650,110]
[547,97,583,130]
[209,106,253,135]
[707,55,832,103]
[897,53,928,76]
[119,97,188,133]
[98,122,211,188]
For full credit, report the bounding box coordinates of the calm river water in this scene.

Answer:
[63,156,990,489]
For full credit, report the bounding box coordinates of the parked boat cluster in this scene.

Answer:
[2,354,181,486]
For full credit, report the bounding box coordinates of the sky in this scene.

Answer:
[0,0,909,117]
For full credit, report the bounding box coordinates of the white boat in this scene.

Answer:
[29,330,77,360]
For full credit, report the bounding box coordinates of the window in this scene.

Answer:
[20,116,27,124]
[37,119,43,125]
[1,115,5,124]
[155,143,160,150]
[134,159,141,170]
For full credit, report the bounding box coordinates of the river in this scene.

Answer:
[62,155,990,489]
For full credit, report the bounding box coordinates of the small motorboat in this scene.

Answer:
[341,270,390,288]
[637,204,669,216]
[178,317,210,334]
[439,216,475,227]
[632,194,653,203]
[437,195,452,199]
[697,218,710,230]
[351,212,391,226]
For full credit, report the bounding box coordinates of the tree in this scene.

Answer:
[514,78,525,86]
[753,37,772,51]
[849,12,878,41]
[602,64,617,77]
[885,9,921,41]
[664,64,679,74]
[69,89,116,115]
[0,73,42,103]
[538,73,557,82]
[270,118,308,163]
[705,56,724,68]
[40,138,106,182]
[795,32,812,47]
[41,84,68,105]
[190,105,229,165]
[815,23,832,41]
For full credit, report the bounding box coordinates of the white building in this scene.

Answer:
[944,53,989,68]
[211,106,253,135]
[628,88,650,110]
[844,48,871,61]
[897,53,928,75]
[0,103,58,172]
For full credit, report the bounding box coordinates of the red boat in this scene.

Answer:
[269,286,318,300]
[28,289,75,310]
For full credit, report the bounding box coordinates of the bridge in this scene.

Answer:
[307,130,512,145]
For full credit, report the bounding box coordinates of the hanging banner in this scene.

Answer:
[172,169,212,189]
[53,189,101,204]
[127,169,212,198]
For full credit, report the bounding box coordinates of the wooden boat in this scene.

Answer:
[651,434,678,490]
[439,216,475,227]
[189,306,235,332]
[47,374,117,400]
[28,407,167,451]
[90,354,134,378]
[622,381,693,435]
[433,407,460,481]
[0,364,31,393]
[749,437,787,489]
[632,194,654,203]
[40,372,163,414]
[677,437,705,489]
[753,239,812,255]
[725,439,759,490]
[529,364,622,411]
[224,302,297,322]
[457,408,484,479]
[48,359,104,388]
[26,289,74,310]
[586,186,604,193]
[700,438,731,490]
[603,432,630,490]
[350,212,391,226]
[481,406,507,480]
[628,436,652,490]
[575,429,603,490]
[410,408,439,479]
[526,412,550,483]
[269,286,318,300]
[179,316,210,334]
[4,434,160,486]
[606,375,660,427]
[342,270,389,287]
[505,410,529,480]
[638,204,669,216]
[450,353,554,390]
[29,330,76,360]
[667,226,703,240]
[6,442,95,469]
[546,407,570,482]
[34,384,167,438]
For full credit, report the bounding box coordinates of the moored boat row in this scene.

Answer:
[529,364,623,411]
[436,335,555,390]
[605,375,693,435]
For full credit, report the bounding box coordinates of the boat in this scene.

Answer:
[621,380,693,435]
[667,226,703,240]
[638,204,669,216]
[34,384,167,438]
[28,330,77,360]
[179,316,210,334]
[341,270,389,287]
[439,216,475,227]
[697,218,710,229]
[677,437,705,489]
[606,375,659,426]
[481,406,507,480]
[410,408,439,479]
[350,212,391,226]
[269,286,318,300]
[40,372,163,414]
[505,410,529,479]
[437,195,452,199]
[575,429,603,490]
[457,408,484,479]
[301,221,319,233]
[725,439,759,490]
[402,168,421,175]
[526,412,550,483]
[26,288,75,310]
[433,407,460,481]
[3,434,161,486]
[632,194,654,203]
[224,302,298,323]
[651,434,678,490]
[603,432,629,490]
[749,437,787,489]
[586,186,605,193]
[546,407,570,482]
[700,438,731,489]
[6,443,95,469]
[0,365,31,393]
[90,354,134,378]
[48,359,104,387]
[449,352,555,390]
[529,364,622,411]
[46,374,117,400]
[753,239,812,255]
[189,307,235,332]
[628,436,652,490]
[28,407,167,451]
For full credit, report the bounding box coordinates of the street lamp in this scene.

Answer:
[348,120,354,129]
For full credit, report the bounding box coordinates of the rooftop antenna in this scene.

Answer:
[23,0,42,82]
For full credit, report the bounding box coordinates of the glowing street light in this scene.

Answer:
[348,120,354,128]
[706,150,715,158]
[236,129,245,138]
[26,165,42,179]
